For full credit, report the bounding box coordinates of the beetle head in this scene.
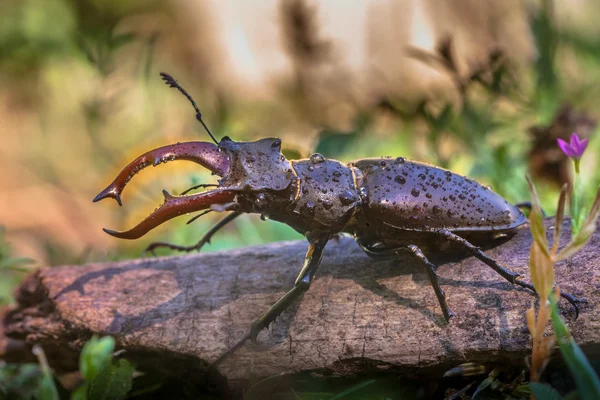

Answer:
[217,136,295,192]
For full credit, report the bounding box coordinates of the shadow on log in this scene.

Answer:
[1,219,599,390]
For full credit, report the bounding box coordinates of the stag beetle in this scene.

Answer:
[94,73,584,367]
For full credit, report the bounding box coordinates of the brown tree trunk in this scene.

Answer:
[1,219,599,389]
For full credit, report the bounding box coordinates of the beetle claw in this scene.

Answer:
[102,228,122,238]
[93,186,123,206]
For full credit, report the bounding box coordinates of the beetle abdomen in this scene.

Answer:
[351,158,526,232]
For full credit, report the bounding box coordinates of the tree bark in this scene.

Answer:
[1,219,599,388]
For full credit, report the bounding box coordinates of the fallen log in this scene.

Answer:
[1,219,599,389]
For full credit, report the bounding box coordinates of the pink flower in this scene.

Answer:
[557,133,588,159]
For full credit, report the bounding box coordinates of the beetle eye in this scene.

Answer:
[271,139,282,148]
[221,136,232,142]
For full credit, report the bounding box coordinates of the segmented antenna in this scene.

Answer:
[159,72,219,144]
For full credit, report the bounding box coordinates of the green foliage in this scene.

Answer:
[0,0,76,73]
[86,358,135,400]
[531,0,559,93]
[79,336,116,381]
[0,364,44,399]
[471,368,498,399]
[529,383,563,400]
[0,336,136,400]
[328,379,376,399]
[245,375,425,400]
[0,226,35,271]
[0,226,35,306]
[32,345,59,400]
[76,336,135,400]
[526,136,600,399]
[549,294,600,400]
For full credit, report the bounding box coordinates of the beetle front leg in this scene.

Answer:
[436,228,585,317]
[208,235,330,370]
[143,212,242,256]
[406,245,456,321]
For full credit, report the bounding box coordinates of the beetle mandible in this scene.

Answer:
[94,73,584,367]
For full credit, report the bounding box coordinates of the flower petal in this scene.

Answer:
[557,138,577,157]
[576,138,589,156]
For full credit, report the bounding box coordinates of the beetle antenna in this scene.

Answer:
[159,72,219,144]
[186,209,213,225]
[180,183,219,196]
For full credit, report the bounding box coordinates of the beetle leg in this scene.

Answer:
[406,244,456,321]
[514,201,546,217]
[208,235,330,370]
[356,242,456,321]
[143,211,242,256]
[436,228,585,317]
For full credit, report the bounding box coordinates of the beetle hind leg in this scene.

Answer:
[406,245,456,321]
[437,228,585,317]
[514,201,546,217]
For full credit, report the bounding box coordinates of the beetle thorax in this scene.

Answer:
[286,156,359,232]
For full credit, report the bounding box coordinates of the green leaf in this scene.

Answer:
[555,186,600,262]
[88,358,135,400]
[290,392,334,400]
[558,340,600,400]
[512,383,532,397]
[529,382,563,400]
[570,169,584,236]
[471,375,494,398]
[555,186,600,261]
[329,379,376,400]
[71,383,88,400]
[38,372,60,400]
[555,222,595,261]
[0,257,35,269]
[33,345,59,400]
[549,294,600,400]
[79,336,115,381]
[564,391,581,400]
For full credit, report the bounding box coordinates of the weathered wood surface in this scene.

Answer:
[1,219,599,387]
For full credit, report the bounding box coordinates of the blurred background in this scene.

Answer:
[1,0,600,304]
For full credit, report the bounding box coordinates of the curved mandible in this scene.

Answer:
[93,142,229,206]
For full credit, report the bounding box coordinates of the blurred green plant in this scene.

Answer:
[32,345,59,400]
[526,135,600,399]
[71,336,135,400]
[0,363,45,400]
[2,336,136,400]
[245,373,425,400]
[0,226,35,272]
[0,226,35,306]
